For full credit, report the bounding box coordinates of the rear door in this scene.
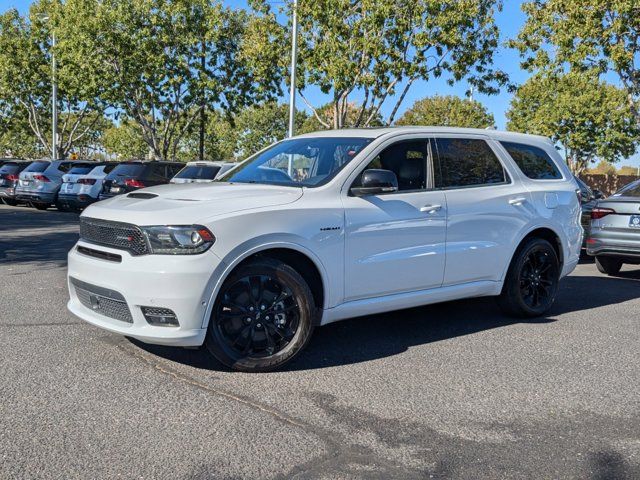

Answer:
[433,135,534,286]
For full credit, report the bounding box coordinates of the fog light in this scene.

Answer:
[141,307,179,327]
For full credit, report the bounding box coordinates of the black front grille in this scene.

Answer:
[79,217,149,256]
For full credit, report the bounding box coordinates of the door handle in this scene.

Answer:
[420,204,442,213]
[508,197,527,206]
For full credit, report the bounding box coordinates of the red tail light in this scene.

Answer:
[33,174,50,182]
[124,178,145,188]
[591,207,616,220]
[77,178,97,185]
[5,174,18,181]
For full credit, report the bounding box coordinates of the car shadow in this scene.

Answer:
[0,207,79,266]
[130,272,640,372]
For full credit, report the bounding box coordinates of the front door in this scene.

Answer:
[343,139,447,301]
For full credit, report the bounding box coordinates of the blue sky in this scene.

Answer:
[2,0,638,166]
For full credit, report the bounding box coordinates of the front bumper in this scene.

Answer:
[67,241,225,346]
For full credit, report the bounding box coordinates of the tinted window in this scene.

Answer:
[614,180,640,197]
[103,164,118,174]
[0,162,21,174]
[147,164,168,181]
[106,163,145,179]
[435,138,507,189]
[353,140,427,191]
[175,165,221,180]
[501,141,562,180]
[53,162,75,173]
[24,161,50,173]
[68,165,96,175]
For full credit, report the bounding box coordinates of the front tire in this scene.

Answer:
[595,256,623,276]
[498,238,560,318]
[205,258,316,372]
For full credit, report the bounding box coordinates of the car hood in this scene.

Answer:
[83,182,303,225]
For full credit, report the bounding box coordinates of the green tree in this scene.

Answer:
[61,0,284,160]
[260,0,507,129]
[0,3,109,159]
[506,72,638,174]
[396,95,495,128]
[512,0,640,122]
[102,120,150,160]
[300,102,382,133]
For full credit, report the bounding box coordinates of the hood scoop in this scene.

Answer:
[127,192,158,199]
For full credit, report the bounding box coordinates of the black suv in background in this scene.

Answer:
[99,161,184,200]
[0,160,30,205]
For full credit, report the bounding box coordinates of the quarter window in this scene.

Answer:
[501,141,562,180]
[354,140,427,191]
[434,138,507,189]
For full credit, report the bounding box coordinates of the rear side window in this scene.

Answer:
[501,142,562,180]
[175,165,222,180]
[24,161,49,173]
[434,138,507,189]
[106,163,145,179]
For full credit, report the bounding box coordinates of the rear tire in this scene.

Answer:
[205,258,316,372]
[595,256,623,276]
[498,237,560,318]
[3,199,17,206]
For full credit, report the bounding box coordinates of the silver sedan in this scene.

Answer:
[587,179,640,274]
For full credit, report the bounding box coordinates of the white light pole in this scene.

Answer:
[287,0,298,139]
[40,14,57,162]
[51,30,58,162]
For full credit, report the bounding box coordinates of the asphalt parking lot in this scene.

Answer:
[1,203,639,479]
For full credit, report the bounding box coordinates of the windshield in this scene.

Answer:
[68,165,97,175]
[175,165,221,180]
[24,161,50,173]
[217,137,372,187]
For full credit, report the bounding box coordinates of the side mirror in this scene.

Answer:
[593,189,604,199]
[350,169,398,196]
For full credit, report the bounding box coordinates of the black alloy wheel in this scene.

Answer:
[206,258,315,372]
[498,238,560,317]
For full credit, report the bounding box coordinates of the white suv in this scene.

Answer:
[67,127,582,371]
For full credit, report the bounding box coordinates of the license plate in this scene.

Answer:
[63,184,72,193]
[629,215,640,228]
[110,186,121,193]
[20,180,31,186]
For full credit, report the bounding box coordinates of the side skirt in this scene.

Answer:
[320,280,502,326]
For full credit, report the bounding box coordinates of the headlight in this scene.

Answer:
[140,225,215,255]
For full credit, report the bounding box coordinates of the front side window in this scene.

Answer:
[434,138,507,189]
[217,137,372,187]
[352,140,427,191]
[501,141,562,180]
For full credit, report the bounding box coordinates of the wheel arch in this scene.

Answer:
[201,239,329,329]
[501,226,564,282]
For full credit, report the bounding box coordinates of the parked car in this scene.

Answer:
[57,163,118,211]
[67,127,582,372]
[170,161,235,184]
[99,161,184,200]
[575,176,604,245]
[14,160,51,208]
[15,160,90,210]
[587,179,640,275]
[0,160,30,205]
